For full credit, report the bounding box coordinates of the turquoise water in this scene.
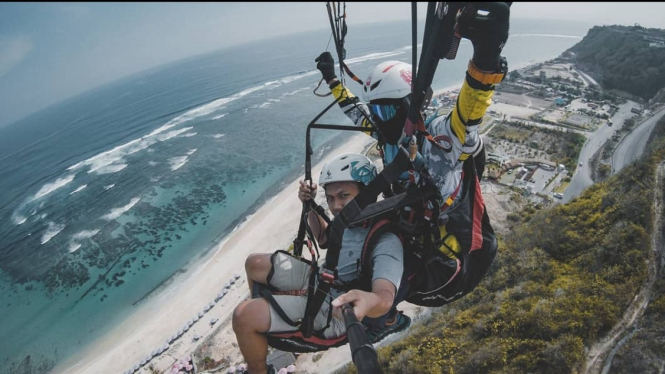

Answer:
[0,18,592,373]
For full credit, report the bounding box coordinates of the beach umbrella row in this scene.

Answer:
[123,274,242,374]
[170,355,195,374]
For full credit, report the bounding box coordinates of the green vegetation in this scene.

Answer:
[346,117,665,374]
[567,25,665,100]
[554,181,569,194]
[600,116,665,372]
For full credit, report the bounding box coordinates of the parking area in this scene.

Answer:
[497,164,568,198]
[541,109,566,123]
[540,63,578,80]
[565,113,594,127]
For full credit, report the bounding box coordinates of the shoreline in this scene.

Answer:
[52,56,554,374]
[52,132,376,374]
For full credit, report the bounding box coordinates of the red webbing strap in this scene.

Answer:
[360,219,393,266]
[269,330,348,346]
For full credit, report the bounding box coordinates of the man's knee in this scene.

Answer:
[233,299,270,334]
[245,253,272,280]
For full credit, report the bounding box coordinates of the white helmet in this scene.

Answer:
[319,153,377,188]
[361,60,413,102]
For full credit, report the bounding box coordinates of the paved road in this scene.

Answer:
[562,101,638,203]
[574,68,599,88]
[612,106,665,173]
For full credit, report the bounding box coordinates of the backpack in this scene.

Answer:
[258,129,496,352]
[364,154,497,307]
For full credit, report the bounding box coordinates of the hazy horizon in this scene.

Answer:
[1,2,664,129]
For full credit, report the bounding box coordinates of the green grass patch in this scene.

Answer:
[554,181,570,193]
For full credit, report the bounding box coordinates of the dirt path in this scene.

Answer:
[584,161,665,374]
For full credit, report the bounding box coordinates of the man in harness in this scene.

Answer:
[315,3,510,199]
[232,153,409,374]
[312,2,510,307]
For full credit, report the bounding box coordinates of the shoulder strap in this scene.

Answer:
[323,148,411,271]
[360,218,400,275]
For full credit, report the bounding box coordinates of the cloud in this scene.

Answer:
[0,35,33,79]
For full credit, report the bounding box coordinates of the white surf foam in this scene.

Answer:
[69,229,100,251]
[68,243,82,253]
[169,156,189,171]
[72,126,193,175]
[104,184,115,190]
[41,222,65,244]
[32,174,76,201]
[212,113,228,120]
[70,184,88,195]
[63,76,279,178]
[168,149,197,171]
[276,70,319,85]
[93,164,127,175]
[148,161,158,166]
[72,229,100,240]
[102,197,141,221]
[12,213,27,225]
[181,132,197,138]
[212,133,226,139]
[284,87,310,97]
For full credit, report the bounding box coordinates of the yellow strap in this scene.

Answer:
[438,225,461,258]
[467,60,506,85]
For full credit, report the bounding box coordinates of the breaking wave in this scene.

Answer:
[102,197,141,221]
[32,174,76,201]
[70,185,88,195]
[41,222,65,244]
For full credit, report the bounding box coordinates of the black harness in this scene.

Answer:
[257,5,501,372]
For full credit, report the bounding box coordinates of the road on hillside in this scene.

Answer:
[562,101,638,203]
[612,106,665,173]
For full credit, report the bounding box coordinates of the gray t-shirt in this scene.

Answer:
[331,225,403,298]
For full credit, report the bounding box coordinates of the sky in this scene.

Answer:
[1,2,664,129]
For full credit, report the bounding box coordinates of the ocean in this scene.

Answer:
[0,18,591,373]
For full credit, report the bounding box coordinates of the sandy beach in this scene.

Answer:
[51,57,554,374]
[51,133,378,374]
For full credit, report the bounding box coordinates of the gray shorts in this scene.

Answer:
[266,252,345,339]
